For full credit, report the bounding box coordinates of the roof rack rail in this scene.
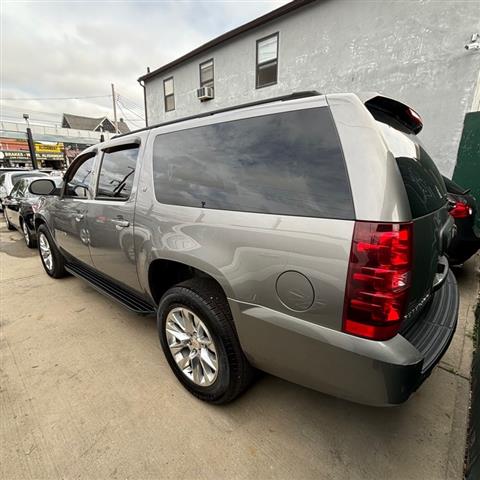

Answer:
[113,90,321,139]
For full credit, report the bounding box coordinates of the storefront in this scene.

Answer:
[0,137,92,169]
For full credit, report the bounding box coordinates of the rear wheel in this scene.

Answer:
[158,278,253,404]
[21,218,36,248]
[37,224,67,278]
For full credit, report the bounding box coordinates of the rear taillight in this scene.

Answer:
[449,201,472,219]
[343,222,413,341]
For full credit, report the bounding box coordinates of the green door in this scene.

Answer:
[453,111,480,230]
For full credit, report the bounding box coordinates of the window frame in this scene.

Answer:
[94,142,140,202]
[255,32,279,89]
[199,58,214,90]
[163,76,175,112]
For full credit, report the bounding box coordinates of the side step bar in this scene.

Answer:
[65,262,156,315]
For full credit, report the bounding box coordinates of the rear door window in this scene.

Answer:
[152,108,354,219]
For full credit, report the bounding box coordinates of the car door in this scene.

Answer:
[51,152,97,267]
[86,142,142,292]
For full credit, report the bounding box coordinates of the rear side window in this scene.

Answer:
[152,108,354,219]
[96,144,139,200]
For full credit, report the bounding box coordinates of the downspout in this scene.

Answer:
[138,77,149,128]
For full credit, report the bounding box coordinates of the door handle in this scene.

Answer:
[111,218,130,230]
[74,214,84,222]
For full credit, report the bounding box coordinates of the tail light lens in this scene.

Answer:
[449,201,472,219]
[343,222,413,341]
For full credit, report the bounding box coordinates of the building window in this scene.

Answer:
[164,77,175,112]
[256,33,278,89]
[199,59,214,89]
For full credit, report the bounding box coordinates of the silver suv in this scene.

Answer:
[29,92,458,406]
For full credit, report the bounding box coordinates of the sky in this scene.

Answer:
[1,0,289,130]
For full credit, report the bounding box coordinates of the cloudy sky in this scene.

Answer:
[1,0,288,130]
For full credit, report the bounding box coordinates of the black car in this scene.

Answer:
[443,175,480,265]
[3,176,62,248]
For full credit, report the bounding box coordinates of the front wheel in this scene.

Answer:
[37,224,67,278]
[158,278,253,404]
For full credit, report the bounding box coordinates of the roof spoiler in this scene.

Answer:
[357,92,423,134]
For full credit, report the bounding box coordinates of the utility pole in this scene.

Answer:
[111,83,119,133]
[23,114,39,170]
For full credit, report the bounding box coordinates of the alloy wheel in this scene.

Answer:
[165,307,218,386]
[39,233,53,271]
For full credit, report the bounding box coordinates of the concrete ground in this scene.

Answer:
[1,222,478,480]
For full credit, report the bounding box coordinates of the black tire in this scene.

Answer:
[37,224,67,278]
[158,278,253,404]
[20,217,36,248]
[3,209,15,230]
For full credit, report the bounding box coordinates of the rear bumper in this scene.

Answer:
[401,270,459,380]
[230,270,458,406]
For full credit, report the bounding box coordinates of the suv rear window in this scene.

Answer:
[379,124,446,218]
[152,108,354,219]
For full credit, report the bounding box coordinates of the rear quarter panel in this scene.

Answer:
[327,93,412,222]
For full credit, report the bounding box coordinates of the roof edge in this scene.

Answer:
[138,0,317,83]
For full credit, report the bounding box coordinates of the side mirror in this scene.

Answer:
[29,178,59,196]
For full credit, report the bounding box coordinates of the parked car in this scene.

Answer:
[0,170,49,210]
[29,92,458,406]
[3,176,62,247]
[443,175,480,265]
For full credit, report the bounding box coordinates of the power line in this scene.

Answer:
[117,97,145,121]
[1,94,112,101]
[116,103,144,130]
[117,93,143,110]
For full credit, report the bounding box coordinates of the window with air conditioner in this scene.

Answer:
[198,59,214,100]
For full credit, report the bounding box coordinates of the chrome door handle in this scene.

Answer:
[112,219,130,230]
[74,214,84,222]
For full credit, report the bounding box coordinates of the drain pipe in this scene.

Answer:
[138,67,149,127]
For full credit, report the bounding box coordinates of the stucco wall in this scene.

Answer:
[144,0,480,176]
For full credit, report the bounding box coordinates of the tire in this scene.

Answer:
[37,224,67,278]
[20,217,36,248]
[3,208,15,231]
[158,278,253,404]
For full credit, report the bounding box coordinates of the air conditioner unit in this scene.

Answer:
[197,86,214,101]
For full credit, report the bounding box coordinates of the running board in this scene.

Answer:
[65,262,156,315]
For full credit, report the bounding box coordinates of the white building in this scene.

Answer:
[138,0,480,176]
